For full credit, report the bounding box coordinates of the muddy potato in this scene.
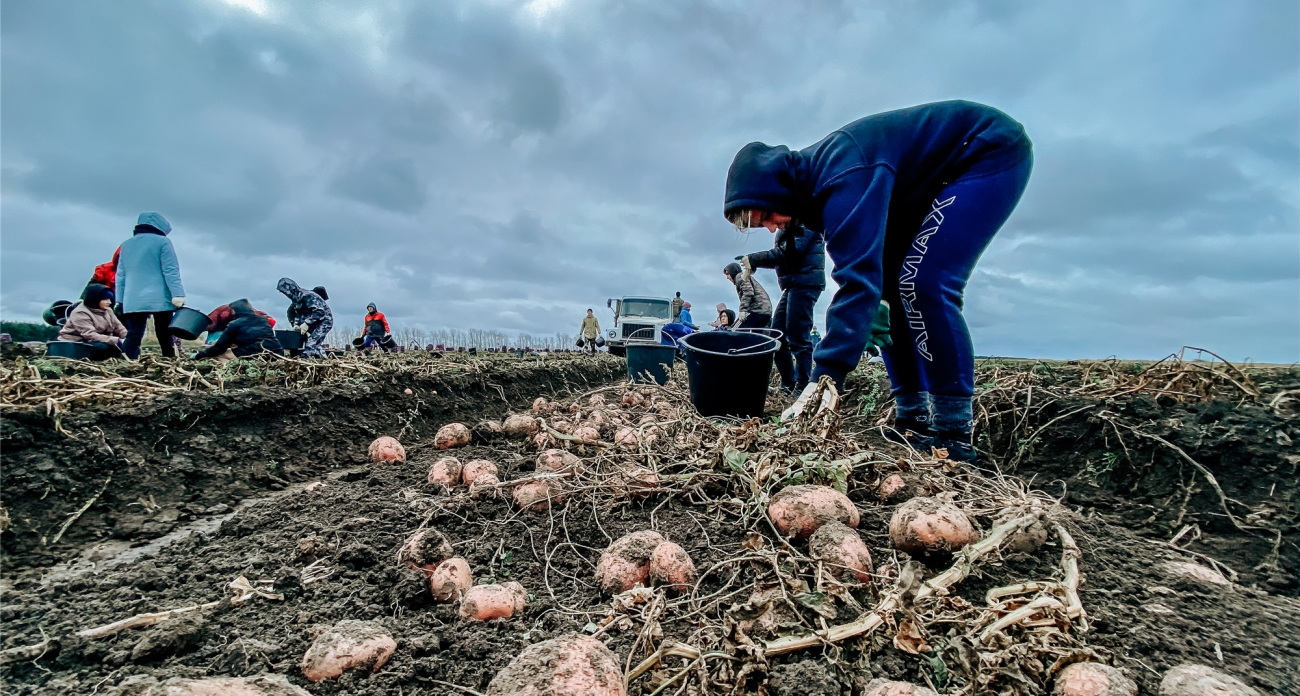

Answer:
[434,423,472,450]
[648,541,696,594]
[430,557,473,601]
[637,414,657,426]
[586,410,608,428]
[532,431,556,450]
[532,397,551,414]
[1158,664,1258,696]
[588,394,606,407]
[427,457,462,487]
[621,392,645,407]
[877,474,908,502]
[480,420,505,435]
[504,414,540,438]
[808,521,873,582]
[461,459,499,485]
[399,529,454,575]
[767,485,860,539]
[486,634,625,696]
[573,426,600,443]
[469,472,500,499]
[459,581,527,621]
[995,508,1049,554]
[537,449,581,473]
[300,620,396,682]
[643,426,661,446]
[550,419,574,435]
[862,680,938,696]
[617,465,658,497]
[888,497,978,557]
[595,530,665,595]
[514,480,564,511]
[368,436,406,463]
[1052,663,1138,696]
[613,427,639,446]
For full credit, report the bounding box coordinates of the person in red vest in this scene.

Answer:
[81,247,121,301]
[361,302,393,351]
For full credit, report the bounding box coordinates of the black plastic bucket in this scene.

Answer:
[276,330,304,350]
[46,341,96,359]
[43,300,74,326]
[626,343,677,385]
[169,307,210,340]
[678,329,782,418]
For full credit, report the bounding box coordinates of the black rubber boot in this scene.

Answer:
[933,431,977,464]
[887,413,934,449]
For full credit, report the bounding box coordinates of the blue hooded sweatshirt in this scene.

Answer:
[724,100,1030,384]
[115,212,185,314]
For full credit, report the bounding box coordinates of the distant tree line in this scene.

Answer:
[1,322,60,342]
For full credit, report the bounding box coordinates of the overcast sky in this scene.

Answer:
[3,0,1297,361]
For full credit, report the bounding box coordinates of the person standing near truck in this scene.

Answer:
[115,212,185,359]
[579,309,601,352]
[670,292,684,322]
[736,218,825,394]
[723,100,1033,462]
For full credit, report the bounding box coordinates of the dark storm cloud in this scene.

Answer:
[2,0,1296,361]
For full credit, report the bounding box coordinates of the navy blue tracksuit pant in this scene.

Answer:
[772,286,821,391]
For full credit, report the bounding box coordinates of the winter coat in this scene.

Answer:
[195,300,281,359]
[207,304,274,332]
[59,303,127,344]
[670,296,684,321]
[278,278,332,329]
[733,274,772,325]
[580,315,601,339]
[115,224,184,313]
[724,100,1030,383]
[747,221,826,290]
[679,306,696,329]
[364,311,390,337]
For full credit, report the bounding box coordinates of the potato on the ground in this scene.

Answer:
[434,423,472,450]
[532,397,551,413]
[300,620,396,682]
[532,431,556,449]
[537,449,581,473]
[486,633,625,696]
[595,530,665,595]
[613,427,638,446]
[586,410,608,428]
[427,457,462,487]
[514,480,564,511]
[888,497,978,557]
[461,459,499,485]
[430,557,473,602]
[479,420,504,435]
[398,529,454,575]
[550,419,574,434]
[504,414,540,438]
[767,485,860,539]
[648,541,696,594]
[588,394,606,406]
[573,426,600,442]
[862,680,938,696]
[1052,663,1137,696]
[621,392,644,407]
[616,465,658,497]
[877,474,908,502]
[1158,664,1258,696]
[459,582,527,621]
[368,436,406,463]
[470,473,500,498]
[148,674,312,695]
[808,521,873,582]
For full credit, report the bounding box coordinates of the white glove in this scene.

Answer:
[781,380,840,422]
[297,324,310,335]
[740,255,754,280]
[171,297,186,309]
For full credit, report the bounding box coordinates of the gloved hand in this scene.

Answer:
[739,255,754,280]
[868,301,892,349]
[171,297,186,309]
[780,379,840,421]
[297,324,310,335]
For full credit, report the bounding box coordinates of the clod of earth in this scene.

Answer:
[994,507,1049,554]
[368,436,405,463]
[808,520,873,582]
[434,423,472,449]
[459,582,527,621]
[1158,664,1259,696]
[647,540,697,594]
[596,530,665,595]
[504,414,540,438]
[430,557,473,602]
[486,633,625,696]
[300,620,395,682]
[427,457,462,487]
[888,496,979,558]
[1052,662,1138,696]
[767,484,860,539]
[1160,561,1230,586]
[398,529,454,575]
[861,680,939,696]
[461,459,499,486]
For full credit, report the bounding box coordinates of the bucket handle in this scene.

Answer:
[680,328,783,357]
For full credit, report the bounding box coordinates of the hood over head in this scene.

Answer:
[366,302,378,313]
[724,143,806,220]
[84,284,114,308]
[229,299,256,315]
[277,278,304,301]
[135,211,172,235]
[723,262,743,281]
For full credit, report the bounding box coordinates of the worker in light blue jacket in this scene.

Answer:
[115,212,186,359]
[724,101,1033,463]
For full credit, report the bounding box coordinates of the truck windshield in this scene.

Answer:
[620,300,671,319]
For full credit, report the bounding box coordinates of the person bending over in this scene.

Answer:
[724,100,1033,462]
[193,299,282,361]
[723,262,772,329]
[58,284,127,360]
[278,278,334,358]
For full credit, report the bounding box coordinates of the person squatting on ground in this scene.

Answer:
[736,219,826,393]
[192,299,282,362]
[580,309,601,352]
[115,212,185,359]
[723,262,772,329]
[724,100,1033,462]
[58,284,128,360]
[277,277,334,358]
[362,302,393,351]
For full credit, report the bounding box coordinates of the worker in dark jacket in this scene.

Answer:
[361,302,393,352]
[192,299,281,360]
[278,278,333,358]
[724,100,1033,462]
[737,219,825,393]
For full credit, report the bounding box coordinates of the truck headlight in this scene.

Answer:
[608,330,616,337]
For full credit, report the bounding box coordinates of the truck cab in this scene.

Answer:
[604,296,672,356]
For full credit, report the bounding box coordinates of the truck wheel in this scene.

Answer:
[608,346,626,357]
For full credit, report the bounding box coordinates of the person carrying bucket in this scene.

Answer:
[361,302,393,352]
[277,278,333,358]
[723,262,772,329]
[115,212,185,359]
[735,217,825,394]
[723,100,1033,463]
[579,309,601,352]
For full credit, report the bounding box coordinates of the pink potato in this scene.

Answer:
[153,674,312,695]
[504,414,540,438]
[617,466,659,497]
[300,620,396,682]
[430,557,473,601]
[613,427,639,446]
[588,394,606,407]
[648,541,696,594]
[586,410,608,428]
[434,423,472,450]
[595,530,665,595]
[469,473,500,499]
[809,521,873,583]
[877,474,908,502]
[766,485,860,539]
[537,449,581,473]
[532,397,551,413]
[862,681,939,696]
[514,480,565,511]
[459,582,527,621]
[1052,663,1138,696]
[532,431,556,450]
[485,634,626,696]
[480,420,505,435]
[888,497,979,557]
[462,459,500,486]
[368,436,406,463]
[573,426,600,443]
[621,392,644,407]
[398,529,454,575]
[550,419,574,434]
[427,457,462,487]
